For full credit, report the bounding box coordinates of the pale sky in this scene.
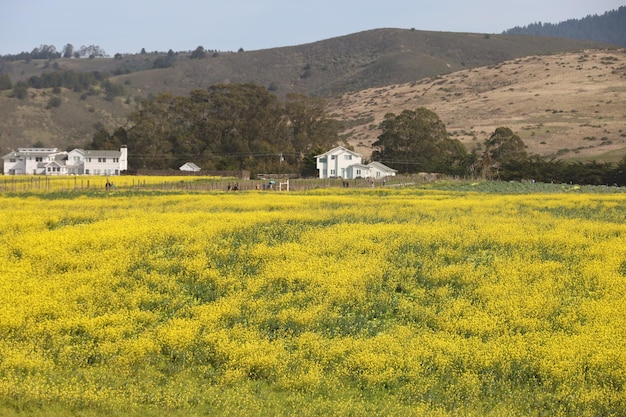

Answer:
[0,0,623,56]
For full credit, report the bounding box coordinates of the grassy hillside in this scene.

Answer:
[108,29,614,98]
[0,28,618,158]
[332,49,626,162]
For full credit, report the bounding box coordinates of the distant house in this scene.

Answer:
[315,146,397,179]
[2,146,128,176]
[2,148,62,175]
[179,162,201,172]
[83,147,128,176]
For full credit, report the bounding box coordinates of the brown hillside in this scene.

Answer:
[332,49,626,162]
[114,29,611,99]
[0,28,618,154]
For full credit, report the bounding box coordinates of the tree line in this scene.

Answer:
[89,84,340,175]
[504,6,626,47]
[373,107,626,185]
[2,69,122,101]
[0,44,107,61]
[89,86,626,185]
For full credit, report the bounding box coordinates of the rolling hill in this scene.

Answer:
[331,49,626,162]
[0,28,622,162]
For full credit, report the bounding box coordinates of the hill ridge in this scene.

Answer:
[0,28,621,160]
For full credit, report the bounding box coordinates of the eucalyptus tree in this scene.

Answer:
[481,127,527,179]
[372,107,467,174]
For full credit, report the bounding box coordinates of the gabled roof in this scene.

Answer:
[44,160,66,168]
[315,146,362,159]
[349,163,370,169]
[180,162,201,171]
[368,161,398,173]
[2,151,21,160]
[50,152,68,161]
[2,148,60,159]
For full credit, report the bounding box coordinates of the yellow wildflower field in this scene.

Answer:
[0,185,625,416]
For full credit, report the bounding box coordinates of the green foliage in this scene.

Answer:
[190,46,206,59]
[0,73,12,90]
[284,93,340,157]
[504,6,626,47]
[121,84,340,173]
[102,80,125,101]
[25,70,105,92]
[153,50,177,69]
[62,43,74,59]
[46,96,62,109]
[499,157,626,186]
[11,81,28,99]
[480,127,528,179]
[372,107,467,174]
[88,126,127,150]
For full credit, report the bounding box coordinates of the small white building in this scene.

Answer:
[179,162,201,172]
[2,146,128,176]
[315,146,397,179]
[368,161,398,179]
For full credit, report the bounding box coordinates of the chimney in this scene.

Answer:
[120,145,128,172]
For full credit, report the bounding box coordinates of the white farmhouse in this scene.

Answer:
[315,146,397,179]
[2,148,62,175]
[2,146,128,176]
[83,146,128,175]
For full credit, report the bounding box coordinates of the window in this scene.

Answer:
[330,169,336,175]
[356,169,361,176]
[35,157,43,162]
[319,157,327,163]
[9,158,16,163]
[98,157,106,163]
[113,158,119,163]
[344,155,352,160]
[330,155,336,160]
[86,158,91,163]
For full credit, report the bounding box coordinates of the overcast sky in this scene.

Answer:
[0,0,623,56]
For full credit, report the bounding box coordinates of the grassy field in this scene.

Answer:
[1,182,625,416]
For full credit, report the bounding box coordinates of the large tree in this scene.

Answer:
[481,127,527,179]
[62,43,74,59]
[284,93,340,158]
[126,93,177,169]
[117,84,340,173]
[372,107,466,174]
